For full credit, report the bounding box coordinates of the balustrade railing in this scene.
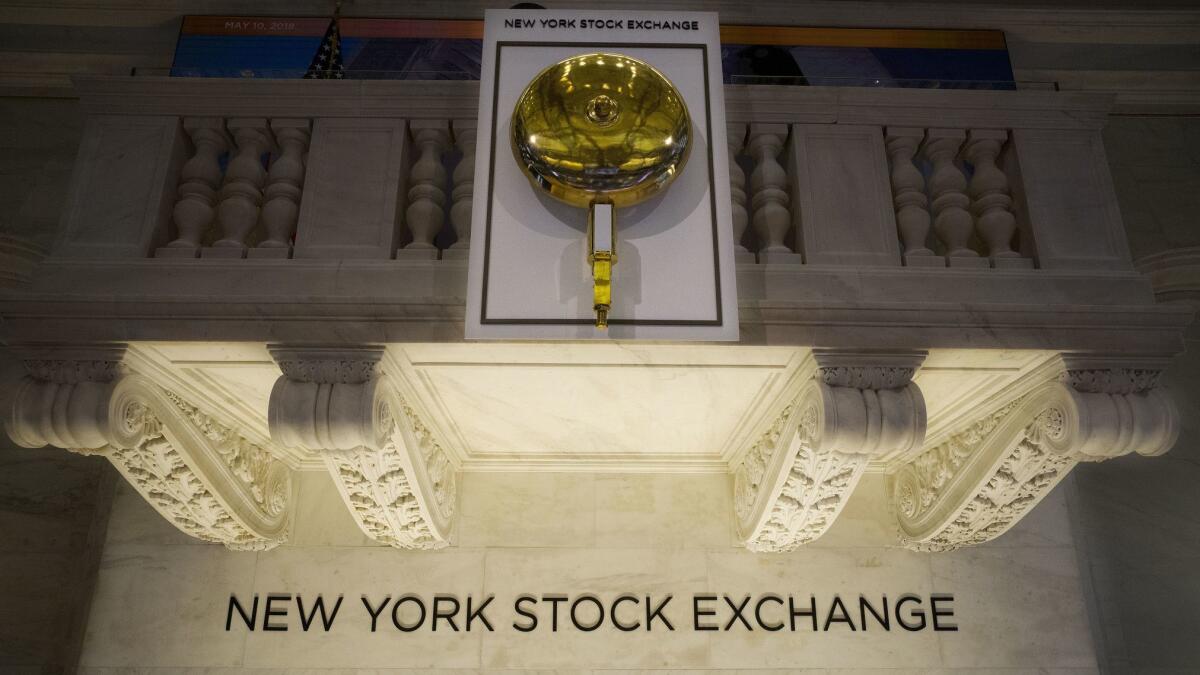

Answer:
[48,77,1133,280]
[879,127,1031,268]
[158,118,312,259]
[152,119,1034,268]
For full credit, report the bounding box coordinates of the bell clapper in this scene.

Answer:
[587,202,616,329]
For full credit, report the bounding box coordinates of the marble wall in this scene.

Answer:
[76,467,1099,672]
[0,98,83,248]
[0,354,114,673]
[1104,116,1200,261]
[1066,324,1200,673]
[1065,114,1200,672]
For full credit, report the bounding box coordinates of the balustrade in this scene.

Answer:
[159,117,309,259]
[53,78,1132,278]
[9,77,1165,370]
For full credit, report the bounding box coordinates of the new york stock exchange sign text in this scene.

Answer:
[226,592,958,634]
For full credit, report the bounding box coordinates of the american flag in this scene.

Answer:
[304,15,344,79]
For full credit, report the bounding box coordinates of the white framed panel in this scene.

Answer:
[465,10,738,341]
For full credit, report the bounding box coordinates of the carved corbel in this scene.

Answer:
[5,345,292,550]
[734,350,927,552]
[268,346,457,549]
[891,354,1178,552]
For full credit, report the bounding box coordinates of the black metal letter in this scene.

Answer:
[931,593,958,632]
[432,595,461,632]
[611,594,640,631]
[467,595,495,632]
[391,594,426,632]
[896,594,928,631]
[755,595,784,632]
[263,593,291,631]
[361,595,390,632]
[297,594,343,632]
[513,594,538,632]
[693,595,718,631]
[226,593,258,632]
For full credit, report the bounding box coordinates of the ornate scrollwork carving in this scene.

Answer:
[733,404,794,526]
[23,359,119,384]
[891,375,1178,552]
[892,398,1024,523]
[275,359,380,385]
[739,394,870,553]
[324,389,455,549]
[735,356,926,552]
[819,366,916,390]
[1059,368,1162,395]
[8,370,292,550]
[268,350,457,549]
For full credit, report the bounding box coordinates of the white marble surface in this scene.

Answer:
[1066,331,1200,671]
[0,437,111,672]
[111,343,1073,474]
[80,470,1099,671]
[82,543,258,666]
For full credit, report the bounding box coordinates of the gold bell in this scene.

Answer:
[511,52,692,329]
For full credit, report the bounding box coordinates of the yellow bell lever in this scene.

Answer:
[511,52,691,329]
[588,202,615,328]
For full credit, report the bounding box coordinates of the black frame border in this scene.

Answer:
[480,40,723,327]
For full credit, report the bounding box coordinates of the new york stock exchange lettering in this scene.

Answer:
[227,592,958,634]
[502,17,701,31]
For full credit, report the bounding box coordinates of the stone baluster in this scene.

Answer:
[158,118,229,258]
[747,123,796,263]
[444,120,476,260]
[207,118,273,258]
[964,129,1027,268]
[251,119,310,259]
[922,129,984,266]
[727,123,752,263]
[886,127,940,266]
[400,120,451,259]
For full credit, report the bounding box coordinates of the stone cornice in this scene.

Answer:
[72,76,482,120]
[72,76,1117,129]
[1,302,1189,354]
